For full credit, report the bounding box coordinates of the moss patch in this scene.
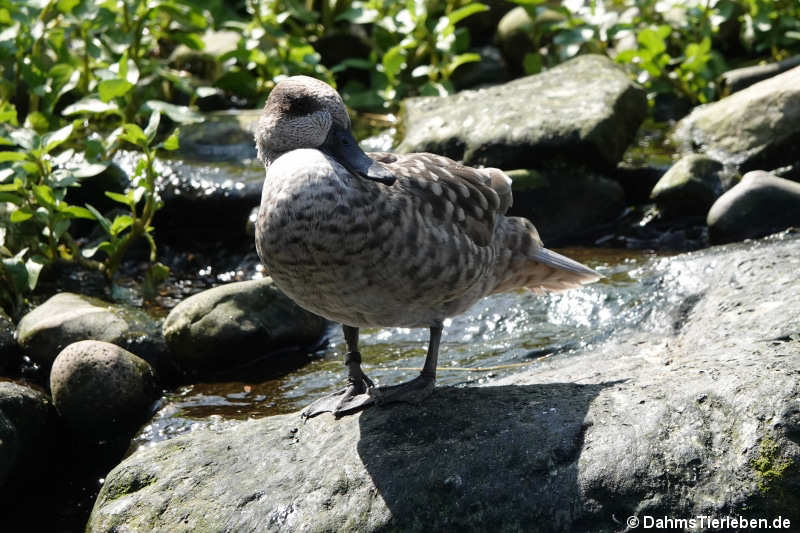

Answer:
[751,436,795,494]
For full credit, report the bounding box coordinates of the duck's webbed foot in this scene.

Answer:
[371,374,435,405]
[301,351,375,419]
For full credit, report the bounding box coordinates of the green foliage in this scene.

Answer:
[511,0,800,105]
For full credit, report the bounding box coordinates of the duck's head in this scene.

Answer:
[255,76,395,185]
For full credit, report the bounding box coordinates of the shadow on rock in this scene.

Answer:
[357,382,620,532]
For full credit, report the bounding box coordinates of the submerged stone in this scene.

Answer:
[397,54,647,170]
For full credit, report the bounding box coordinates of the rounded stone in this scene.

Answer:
[50,340,159,435]
[707,171,800,244]
[0,381,53,491]
[650,154,724,217]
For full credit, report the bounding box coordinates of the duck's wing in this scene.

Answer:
[369,152,512,247]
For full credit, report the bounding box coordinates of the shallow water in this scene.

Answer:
[131,245,716,449]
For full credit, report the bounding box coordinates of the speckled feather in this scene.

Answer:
[254,76,599,329]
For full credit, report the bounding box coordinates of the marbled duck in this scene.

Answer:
[254,76,600,418]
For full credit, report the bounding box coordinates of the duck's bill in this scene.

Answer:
[322,125,396,186]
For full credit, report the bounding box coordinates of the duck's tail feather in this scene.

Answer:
[526,248,602,292]
[489,217,601,294]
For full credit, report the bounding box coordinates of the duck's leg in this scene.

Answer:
[301,325,375,419]
[372,322,442,405]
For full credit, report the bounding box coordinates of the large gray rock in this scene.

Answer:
[15,293,165,371]
[162,278,329,374]
[650,154,725,217]
[88,234,800,532]
[397,54,647,170]
[673,65,800,171]
[0,381,53,492]
[506,166,625,243]
[50,340,159,436]
[707,171,800,244]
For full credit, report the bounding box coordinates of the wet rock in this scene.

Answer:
[86,233,800,532]
[175,109,261,161]
[162,278,329,375]
[721,56,800,94]
[506,166,625,243]
[398,54,647,170]
[673,65,800,172]
[49,340,158,436]
[15,293,166,372]
[650,154,725,217]
[707,171,800,244]
[0,381,53,492]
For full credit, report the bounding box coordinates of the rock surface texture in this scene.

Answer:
[397,54,647,170]
[88,233,800,532]
[673,65,800,171]
[162,278,329,374]
[707,171,800,244]
[650,154,725,217]
[0,382,52,492]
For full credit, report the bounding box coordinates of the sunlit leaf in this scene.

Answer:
[143,111,161,144]
[121,123,148,147]
[159,130,180,151]
[109,214,133,236]
[447,3,488,25]
[62,97,120,116]
[105,190,133,207]
[10,208,34,223]
[382,45,406,81]
[32,185,56,208]
[41,123,74,154]
[0,151,27,162]
[59,205,95,219]
[98,78,134,102]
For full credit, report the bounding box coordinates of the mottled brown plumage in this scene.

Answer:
[254,76,600,418]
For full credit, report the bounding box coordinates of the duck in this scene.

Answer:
[254,75,601,419]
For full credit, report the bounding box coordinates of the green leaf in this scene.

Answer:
[62,97,120,116]
[10,209,34,223]
[109,214,133,236]
[0,192,23,205]
[98,79,134,102]
[59,205,95,219]
[85,204,112,234]
[0,151,27,162]
[144,111,161,144]
[105,190,134,207]
[57,0,79,13]
[445,52,482,76]
[159,130,180,151]
[118,50,129,81]
[32,185,56,208]
[447,3,489,25]
[41,123,74,154]
[9,129,36,151]
[382,45,406,81]
[121,123,148,147]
